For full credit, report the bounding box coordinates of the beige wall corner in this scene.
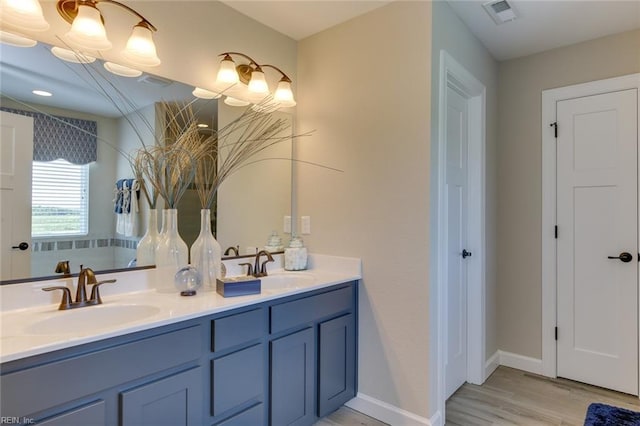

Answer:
[296,1,432,419]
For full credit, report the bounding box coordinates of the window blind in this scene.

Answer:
[32,160,89,237]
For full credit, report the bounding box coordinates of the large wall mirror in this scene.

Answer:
[0,42,292,283]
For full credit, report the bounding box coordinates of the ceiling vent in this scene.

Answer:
[483,0,518,25]
[137,74,173,87]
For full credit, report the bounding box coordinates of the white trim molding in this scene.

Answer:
[485,351,500,379]
[346,393,433,426]
[541,73,640,379]
[431,49,487,423]
[498,351,543,375]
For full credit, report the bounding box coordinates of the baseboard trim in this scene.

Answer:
[499,350,543,375]
[485,350,500,379]
[345,393,432,426]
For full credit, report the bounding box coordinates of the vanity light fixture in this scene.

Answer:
[56,0,161,67]
[215,52,296,108]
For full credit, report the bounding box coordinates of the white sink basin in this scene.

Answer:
[260,272,316,291]
[25,304,161,335]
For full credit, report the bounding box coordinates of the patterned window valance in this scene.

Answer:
[1,107,97,165]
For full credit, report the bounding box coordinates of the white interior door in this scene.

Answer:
[1,111,33,280]
[557,89,638,395]
[445,85,470,399]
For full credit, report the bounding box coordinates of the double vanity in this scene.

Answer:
[0,254,361,425]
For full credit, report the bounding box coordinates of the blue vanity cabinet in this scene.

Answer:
[270,327,315,426]
[210,307,267,425]
[318,313,356,417]
[269,283,357,425]
[1,281,358,426]
[0,322,205,425]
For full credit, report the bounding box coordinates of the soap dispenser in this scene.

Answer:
[285,235,308,271]
[265,230,283,252]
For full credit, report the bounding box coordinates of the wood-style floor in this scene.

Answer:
[446,366,640,425]
[315,407,388,426]
[315,366,640,425]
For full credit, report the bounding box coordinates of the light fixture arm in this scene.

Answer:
[219,51,261,69]
[261,64,292,83]
[57,0,157,32]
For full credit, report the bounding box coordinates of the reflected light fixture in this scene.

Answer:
[56,0,161,67]
[51,46,96,63]
[32,90,52,97]
[0,30,37,47]
[215,51,296,108]
[103,61,142,77]
[192,87,222,100]
[0,0,50,32]
[224,97,250,107]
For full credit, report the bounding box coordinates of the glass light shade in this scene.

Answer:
[192,87,221,99]
[103,62,142,78]
[0,0,49,31]
[0,30,36,47]
[274,80,297,107]
[216,57,239,85]
[248,70,269,94]
[51,46,96,64]
[122,24,161,67]
[224,96,250,107]
[65,4,112,51]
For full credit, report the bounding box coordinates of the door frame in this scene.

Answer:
[432,50,486,423]
[541,73,640,380]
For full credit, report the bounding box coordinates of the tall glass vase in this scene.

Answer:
[136,209,158,267]
[190,209,222,291]
[155,209,188,292]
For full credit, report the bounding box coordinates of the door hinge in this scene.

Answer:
[554,226,558,239]
[550,122,558,138]
[555,327,558,341]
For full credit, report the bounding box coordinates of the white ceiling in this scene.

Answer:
[221,0,640,61]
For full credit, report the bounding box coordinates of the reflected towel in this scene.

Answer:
[115,179,139,237]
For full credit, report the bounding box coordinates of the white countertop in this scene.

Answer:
[0,254,361,364]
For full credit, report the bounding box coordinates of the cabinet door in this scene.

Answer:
[38,400,106,426]
[270,327,314,426]
[121,367,203,426]
[318,314,356,417]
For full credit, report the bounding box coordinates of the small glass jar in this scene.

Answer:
[284,235,307,271]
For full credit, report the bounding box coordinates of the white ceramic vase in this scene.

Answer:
[190,209,222,291]
[136,208,158,267]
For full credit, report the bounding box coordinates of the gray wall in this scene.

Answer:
[497,28,640,358]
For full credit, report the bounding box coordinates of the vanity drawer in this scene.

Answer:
[212,308,265,352]
[270,285,353,334]
[1,325,202,418]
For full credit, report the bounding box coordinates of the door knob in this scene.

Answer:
[607,252,633,263]
[462,249,472,259]
[11,242,29,251]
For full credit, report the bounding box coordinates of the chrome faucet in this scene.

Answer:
[43,265,116,310]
